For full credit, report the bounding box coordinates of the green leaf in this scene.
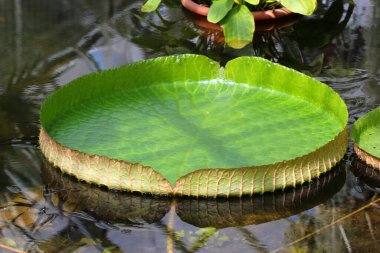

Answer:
[40,55,348,196]
[207,0,234,23]
[244,0,260,5]
[220,5,255,49]
[141,0,162,12]
[280,0,317,15]
[351,107,380,158]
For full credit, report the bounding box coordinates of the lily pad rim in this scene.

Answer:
[351,107,380,152]
[351,107,380,169]
[39,54,349,196]
[40,54,348,167]
[41,54,348,128]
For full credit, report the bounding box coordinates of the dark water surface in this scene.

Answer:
[1,0,379,252]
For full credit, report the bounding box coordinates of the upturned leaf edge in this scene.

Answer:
[39,54,349,197]
[351,107,380,170]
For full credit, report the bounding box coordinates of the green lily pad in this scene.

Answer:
[351,107,380,169]
[39,54,348,197]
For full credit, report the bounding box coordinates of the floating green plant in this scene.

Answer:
[351,107,380,170]
[39,55,348,197]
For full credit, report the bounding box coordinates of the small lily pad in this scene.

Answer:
[351,107,380,170]
[40,55,348,197]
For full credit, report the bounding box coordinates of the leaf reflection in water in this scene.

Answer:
[0,143,346,252]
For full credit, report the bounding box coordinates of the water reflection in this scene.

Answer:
[42,161,171,225]
[180,0,355,73]
[0,155,346,252]
[176,165,346,228]
[351,154,380,190]
[0,0,361,143]
[0,0,142,142]
[43,160,346,227]
[1,0,380,252]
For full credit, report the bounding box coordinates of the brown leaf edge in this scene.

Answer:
[39,128,173,195]
[40,127,348,197]
[173,128,348,197]
[41,158,172,223]
[176,163,346,228]
[353,143,380,170]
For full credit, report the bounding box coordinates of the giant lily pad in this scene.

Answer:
[39,55,348,197]
[351,107,380,170]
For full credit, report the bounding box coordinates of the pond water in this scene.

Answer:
[0,0,379,252]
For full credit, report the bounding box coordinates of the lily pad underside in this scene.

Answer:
[351,107,380,170]
[40,55,348,197]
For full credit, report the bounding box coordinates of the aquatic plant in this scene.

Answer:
[141,0,317,48]
[351,107,380,170]
[39,54,348,196]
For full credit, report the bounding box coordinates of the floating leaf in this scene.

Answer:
[351,107,380,169]
[40,55,348,197]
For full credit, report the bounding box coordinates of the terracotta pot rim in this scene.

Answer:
[181,0,294,21]
[189,13,298,33]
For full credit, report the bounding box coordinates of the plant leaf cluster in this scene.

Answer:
[141,0,316,48]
